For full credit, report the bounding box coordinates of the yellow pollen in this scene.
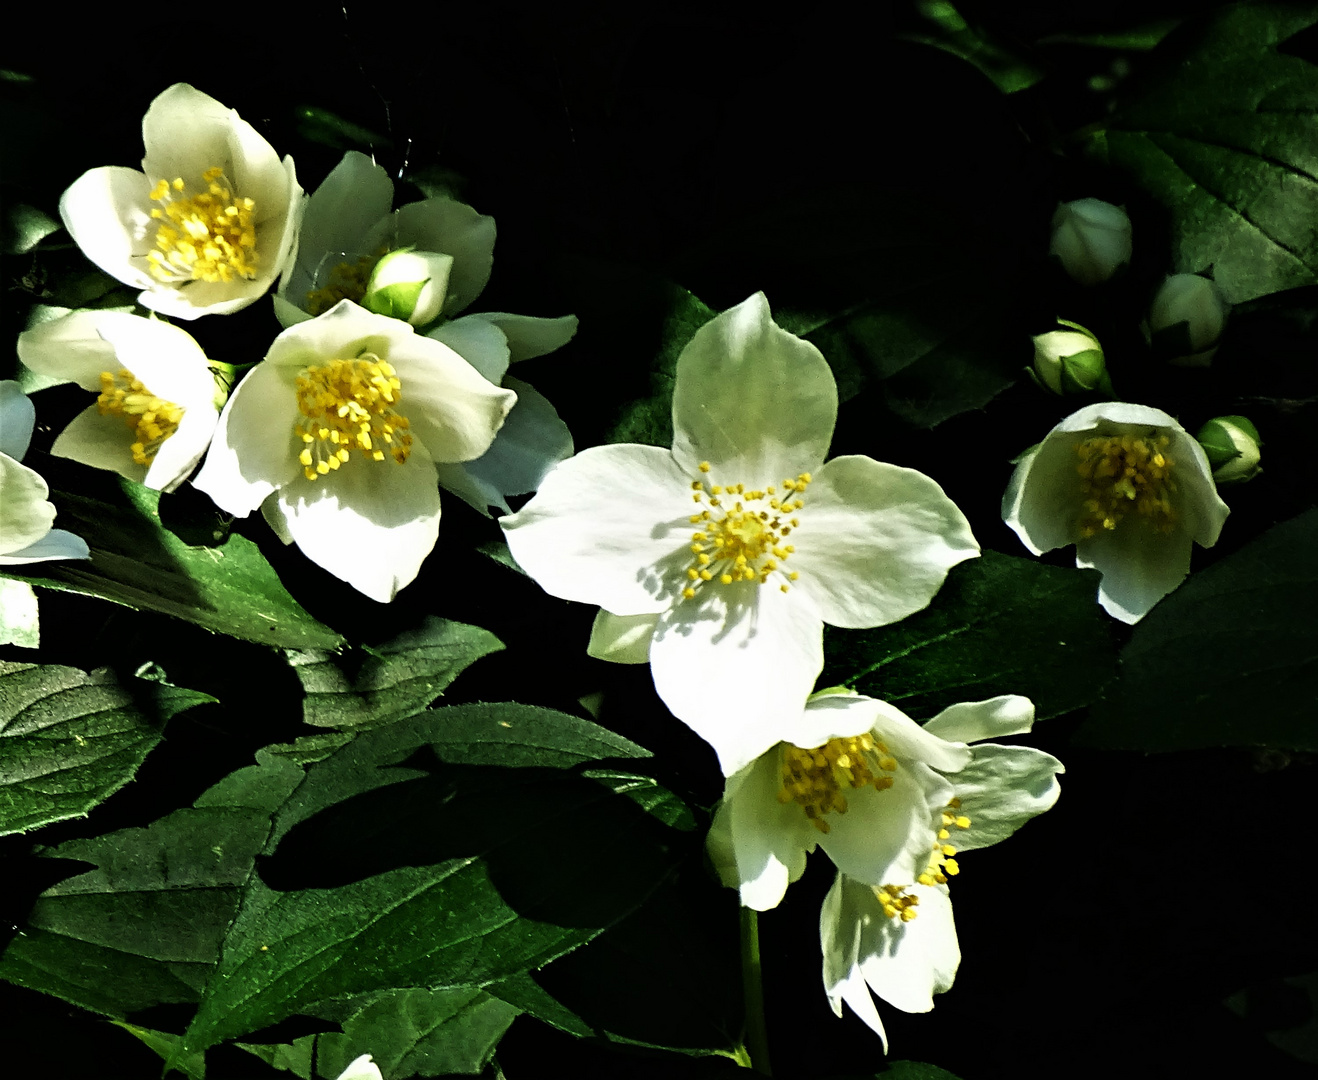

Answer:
[293,353,413,481]
[684,461,810,596]
[96,368,185,466]
[776,733,897,834]
[874,884,920,922]
[918,801,972,887]
[147,165,258,284]
[305,246,389,315]
[1075,432,1177,538]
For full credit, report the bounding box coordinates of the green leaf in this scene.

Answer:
[112,1023,207,1080]
[3,479,343,650]
[0,577,39,648]
[1077,508,1318,751]
[821,552,1118,721]
[0,661,215,836]
[243,988,520,1078]
[1102,3,1318,303]
[879,1062,966,1080]
[288,616,504,731]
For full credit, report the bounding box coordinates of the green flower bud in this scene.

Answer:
[1148,273,1228,367]
[1196,415,1261,484]
[1049,198,1132,286]
[361,247,454,326]
[1028,319,1113,396]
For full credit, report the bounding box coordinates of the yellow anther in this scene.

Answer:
[96,369,185,466]
[778,735,897,832]
[146,166,259,285]
[293,353,412,481]
[1075,432,1176,538]
[699,461,711,472]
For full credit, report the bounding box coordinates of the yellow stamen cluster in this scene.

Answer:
[1075,432,1176,538]
[682,461,809,600]
[294,354,412,481]
[147,166,258,284]
[305,248,388,315]
[918,797,971,887]
[875,884,920,922]
[97,368,184,466]
[776,732,898,835]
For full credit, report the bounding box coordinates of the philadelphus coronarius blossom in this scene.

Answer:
[806,693,1063,1051]
[59,84,301,319]
[1004,402,1230,623]
[501,293,979,775]
[0,381,89,566]
[193,300,515,602]
[276,151,576,514]
[18,311,220,492]
[331,1055,382,1080]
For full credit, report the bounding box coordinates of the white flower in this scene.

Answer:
[332,1055,383,1080]
[707,691,1061,910]
[1147,273,1229,367]
[1049,198,1132,286]
[59,83,301,320]
[276,151,576,514]
[500,293,980,775]
[192,300,516,602]
[1003,402,1230,623]
[0,381,89,566]
[17,311,219,492]
[816,695,1064,1051]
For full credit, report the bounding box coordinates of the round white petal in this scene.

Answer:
[856,883,959,1014]
[391,340,515,464]
[0,381,35,460]
[791,455,979,628]
[332,1054,383,1080]
[723,749,817,910]
[475,312,579,362]
[922,695,1036,744]
[945,744,1063,853]
[587,609,657,664]
[0,453,56,554]
[0,528,89,566]
[270,444,442,603]
[58,166,158,290]
[428,314,511,385]
[649,582,825,775]
[1076,518,1194,623]
[670,292,835,482]
[500,443,694,616]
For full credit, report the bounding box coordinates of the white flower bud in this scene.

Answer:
[1049,198,1132,286]
[1196,415,1261,484]
[1148,273,1229,367]
[362,247,454,326]
[1028,319,1111,396]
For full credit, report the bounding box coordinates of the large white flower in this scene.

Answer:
[1003,401,1230,623]
[0,381,89,566]
[276,151,575,513]
[59,83,301,319]
[816,694,1064,1051]
[192,301,516,602]
[332,1055,382,1080]
[17,311,219,492]
[500,293,980,775]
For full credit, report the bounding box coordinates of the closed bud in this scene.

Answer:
[1049,198,1132,286]
[1196,416,1261,484]
[1028,319,1112,396]
[362,247,454,326]
[1148,273,1229,367]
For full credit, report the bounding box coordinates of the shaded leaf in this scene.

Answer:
[0,661,215,836]
[821,552,1118,721]
[1077,508,1318,751]
[113,1022,207,1080]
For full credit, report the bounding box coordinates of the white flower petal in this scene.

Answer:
[587,609,658,664]
[0,381,35,460]
[1076,519,1194,623]
[271,445,442,603]
[428,314,511,385]
[725,750,817,910]
[946,744,1063,853]
[17,310,122,390]
[393,340,516,464]
[0,453,56,553]
[856,883,959,1014]
[649,583,825,775]
[501,444,694,617]
[1002,437,1084,556]
[51,406,149,484]
[436,377,573,515]
[58,166,157,289]
[670,292,835,482]
[332,1054,383,1080]
[792,455,979,628]
[820,873,889,1051]
[0,529,89,566]
[922,695,1036,743]
[474,312,579,362]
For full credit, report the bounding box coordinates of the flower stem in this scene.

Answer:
[739,905,772,1075]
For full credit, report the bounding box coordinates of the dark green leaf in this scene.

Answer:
[1103,3,1318,303]
[1077,508,1318,750]
[0,661,215,836]
[821,552,1118,721]
[113,1023,207,1080]
[879,1062,966,1080]
[3,479,343,651]
[288,617,504,731]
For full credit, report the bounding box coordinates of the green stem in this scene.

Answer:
[739,905,772,1075]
